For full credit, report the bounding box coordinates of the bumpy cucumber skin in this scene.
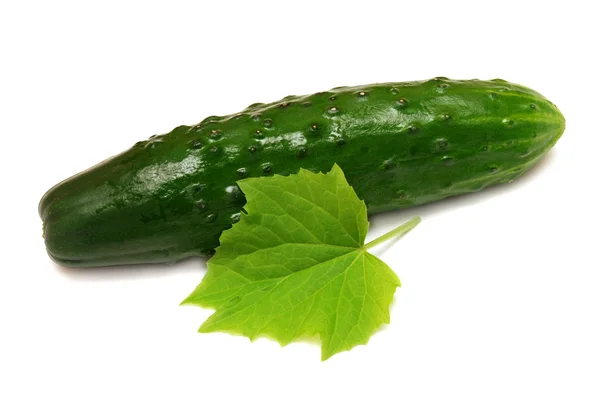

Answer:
[39,78,565,267]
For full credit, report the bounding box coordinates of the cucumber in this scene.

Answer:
[39,78,565,267]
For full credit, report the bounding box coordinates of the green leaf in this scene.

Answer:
[181,164,420,360]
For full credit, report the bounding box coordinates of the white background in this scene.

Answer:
[1,1,599,400]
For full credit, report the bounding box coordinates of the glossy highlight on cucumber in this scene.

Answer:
[39,78,565,267]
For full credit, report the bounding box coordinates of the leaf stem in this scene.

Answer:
[363,216,421,250]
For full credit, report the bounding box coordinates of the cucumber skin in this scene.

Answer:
[39,78,565,267]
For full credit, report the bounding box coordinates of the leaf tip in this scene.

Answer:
[179,294,195,306]
[198,322,213,334]
[320,348,334,362]
[328,162,345,177]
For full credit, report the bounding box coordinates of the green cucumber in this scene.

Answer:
[39,78,565,267]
